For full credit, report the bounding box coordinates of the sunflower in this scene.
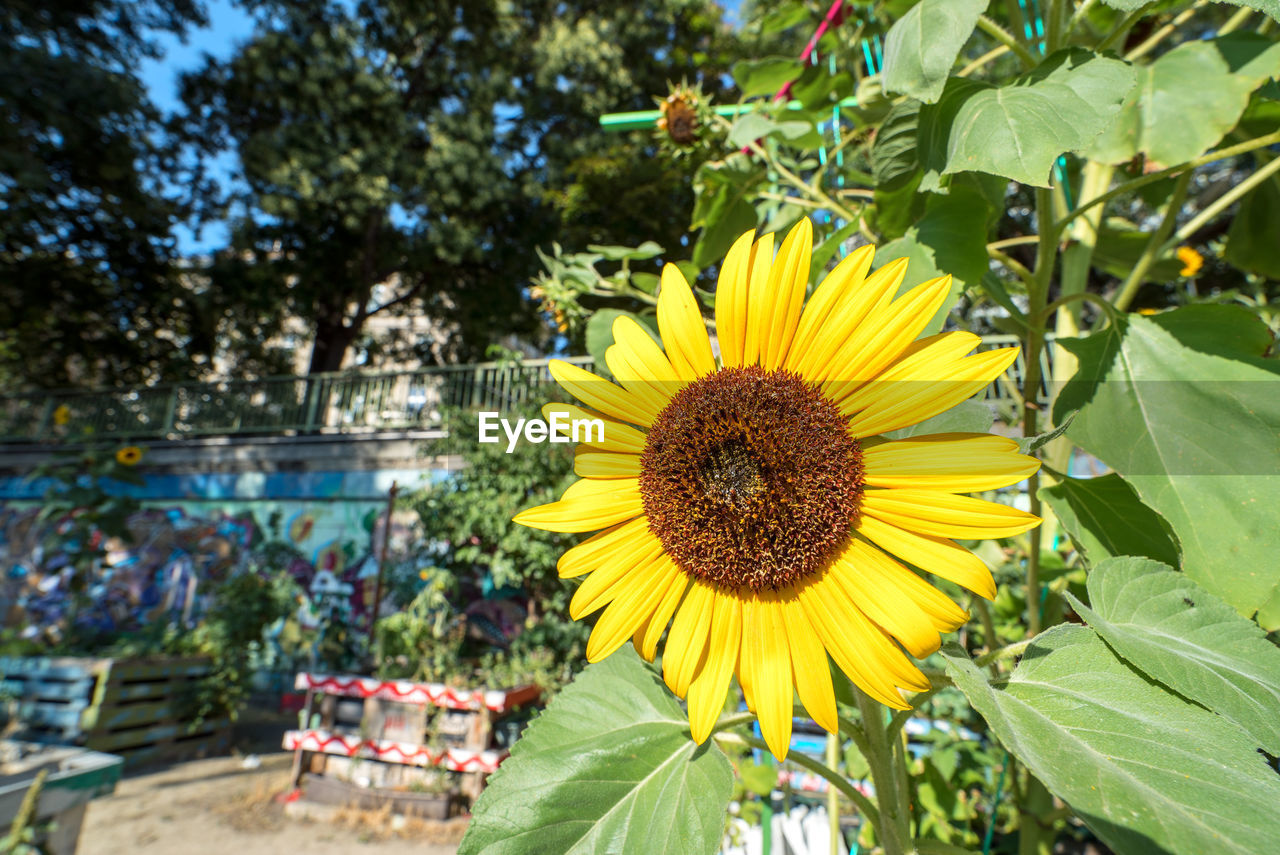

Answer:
[115,446,143,466]
[514,219,1040,760]
[1176,245,1204,277]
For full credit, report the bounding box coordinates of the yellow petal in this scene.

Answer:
[635,558,688,661]
[780,595,838,734]
[658,265,716,380]
[796,575,916,708]
[570,534,665,619]
[863,433,1041,492]
[856,514,996,599]
[715,230,756,368]
[822,275,953,393]
[586,557,682,662]
[785,244,875,374]
[830,547,941,659]
[550,359,656,427]
[560,476,639,501]
[605,344,673,415]
[743,591,793,760]
[513,490,643,533]
[846,347,1020,437]
[860,489,1042,539]
[837,330,980,416]
[794,257,907,380]
[541,403,647,454]
[556,517,652,578]
[663,580,716,697]
[574,450,641,479]
[854,540,970,633]
[760,219,812,370]
[687,591,742,744]
[737,598,759,714]
[740,232,776,367]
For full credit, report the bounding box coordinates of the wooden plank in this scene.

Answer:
[17,702,89,730]
[111,729,231,766]
[5,677,95,702]
[97,679,186,706]
[103,658,211,683]
[90,700,173,732]
[85,716,230,753]
[0,657,110,679]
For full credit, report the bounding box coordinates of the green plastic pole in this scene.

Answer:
[599,97,859,132]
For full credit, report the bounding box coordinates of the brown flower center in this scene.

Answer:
[639,367,864,592]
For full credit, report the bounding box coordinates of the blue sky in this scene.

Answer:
[140,0,256,253]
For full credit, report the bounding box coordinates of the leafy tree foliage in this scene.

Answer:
[0,0,206,388]
[175,0,742,373]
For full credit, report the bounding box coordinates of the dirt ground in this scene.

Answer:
[78,714,466,855]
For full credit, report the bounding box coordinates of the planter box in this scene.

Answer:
[0,656,230,765]
[301,772,458,820]
[0,741,122,855]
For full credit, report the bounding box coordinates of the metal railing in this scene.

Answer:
[0,336,1051,443]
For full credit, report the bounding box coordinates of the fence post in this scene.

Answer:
[161,386,179,436]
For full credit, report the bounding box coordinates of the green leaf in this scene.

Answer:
[873,188,990,334]
[883,399,993,439]
[1039,473,1180,566]
[1065,557,1280,754]
[585,310,659,374]
[726,113,816,149]
[459,648,734,855]
[1100,0,1278,19]
[810,220,861,279]
[732,57,805,99]
[1054,306,1280,627]
[691,153,764,269]
[1224,168,1280,278]
[917,49,1135,189]
[882,0,990,104]
[1015,411,1075,454]
[588,242,664,262]
[871,100,922,190]
[1088,35,1280,166]
[1092,219,1183,283]
[942,626,1280,855]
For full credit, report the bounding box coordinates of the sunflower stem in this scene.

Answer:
[853,686,912,855]
[1113,170,1191,313]
[827,732,841,855]
[714,732,882,829]
[1024,187,1057,639]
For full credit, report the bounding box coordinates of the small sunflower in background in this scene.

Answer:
[654,80,713,158]
[1176,246,1204,277]
[115,446,143,466]
[52,404,71,427]
[514,219,1040,760]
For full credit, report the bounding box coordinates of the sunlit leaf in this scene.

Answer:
[943,626,1280,855]
[460,648,734,855]
[882,0,989,104]
[917,49,1135,189]
[732,57,805,99]
[1066,557,1280,753]
[1039,473,1180,566]
[1054,306,1280,627]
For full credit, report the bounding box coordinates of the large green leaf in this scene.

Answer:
[1066,557,1280,754]
[732,57,805,99]
[1088,34,1280,166]
[874,188,990,334]
[871,99,922,190]
[1054,306,1280,627]
[943,626,1280,855]
[459,648,734,855]
[1224,167,1280,278]
[691,153,764,268]
[1040,473,1180,566]
[882,0,989,103]
[917,49,1135,189]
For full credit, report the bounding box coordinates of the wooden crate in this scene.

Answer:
[0,657,230,765]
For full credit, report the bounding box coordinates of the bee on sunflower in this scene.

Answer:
[514,219,1040,760]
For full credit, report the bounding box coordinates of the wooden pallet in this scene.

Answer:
[0,656,230,765]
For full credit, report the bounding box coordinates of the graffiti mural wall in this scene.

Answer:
[0,465,448,646]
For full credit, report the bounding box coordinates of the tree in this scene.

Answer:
[176,0,743,374]
[0,0,206,389]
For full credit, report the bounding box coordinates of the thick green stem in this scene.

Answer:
[1018,777,1057,855]
[714,732,882,829]
[1218,6,1254,35]
[1045,0,1067,52]
[977,15,1040,69]
[1095,3,1155,53]
[1113,171,1190,312]
[854,686,912,855]
[1125,1,1206,62]
[1024,187,1056,638]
